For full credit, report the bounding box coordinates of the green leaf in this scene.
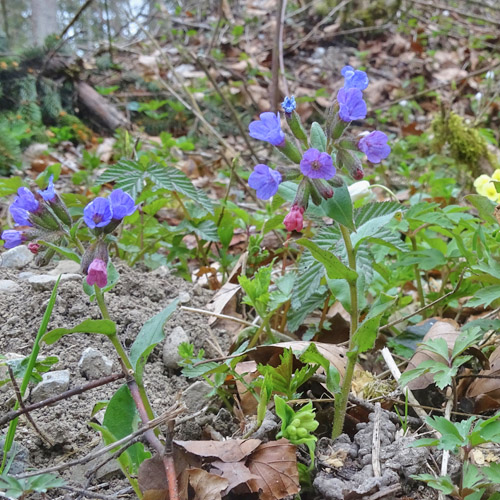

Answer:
[274,395,294,427]
[217,211,234,248]
[147,164,214,214]
[321,182,355,231]
[37,241,81,264]
[351,209,401,249]
[297,238,357,282]
[465,194,497,224]
[412,474,455,494]
[483,462,500,483]
[99,385,151,473]
[180,219,218,242]
[287,288,327,332]
[426,416,466,450]
[466,285,500,308]
[0,176,23,197]
[397,249,446,271]
[42,319,116,344]
[97,159,146,199]
[351,315,382,353]
[354,201,404,227]
[420,338,450,362]
[407,438,440,448]
[310,122,327,151]
[129,299,179,383]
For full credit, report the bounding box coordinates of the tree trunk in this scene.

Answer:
[32,0,58,46]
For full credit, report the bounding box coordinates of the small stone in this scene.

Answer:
[0,246,34,269]
[49,260,81,275]
[0,436,29,474]
[0,280,21,293]
[162,326,189,369]
[28,273,82,291]
[178,291,191,304]
[31,370,70,403]
[78,348,113,380]
[182,381,212,412]
[18,271,35,280]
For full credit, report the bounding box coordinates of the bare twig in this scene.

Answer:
[180,305,253,327]
[379,270,465,332]
[14,406,183,479]
[0,373,125,427]
[438,387,454,500]
[371,403,382,477]
[7,366,53,446]
[271,0,286,110]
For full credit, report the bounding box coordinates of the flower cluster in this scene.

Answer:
[246,66,391,232]
[474,171,500,202]
[1,177,136,289]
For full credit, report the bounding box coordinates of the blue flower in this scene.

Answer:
[2,229,25,249]
[109,189,136,220]
[341,66,369,91]
[249,112,285,147]
[248,164,282,200]
[12,187,39,213]
[337,88,367,122]
[358,131,391,163]
[38,175,56,202]
[83,198,113,228]
[10,207,32,226]
[282,95,296,114]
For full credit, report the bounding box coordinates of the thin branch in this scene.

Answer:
[0,373,125,427]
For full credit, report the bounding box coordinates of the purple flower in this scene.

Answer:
[86,258,108,288]
[109,189,136,219]
[300,148,335,180]
[282,95,296,114]
[38,175,56,202]
[248,164,282,200]
[358,131,391,163]
[13,187,39,213]
[337,88,367,122]
[10,206,32,226]
[2,229,25,249]
[248,112,285,147]
[83,198,112,229]
[341,66,369,91]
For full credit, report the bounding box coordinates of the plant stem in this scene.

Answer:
[409,234,426,308]
[332,224,359,439]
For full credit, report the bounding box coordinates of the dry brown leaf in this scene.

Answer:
[246,439,300,500]
[466,346,500,411]
[205,282,241,326]
[403,319,460,390]
[174,439,261,462]
[188,468,228,500]
[234,360,260,415]
[210,460,260,493]
[433,67,468,83]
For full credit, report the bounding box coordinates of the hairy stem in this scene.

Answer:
[332,224,358,439]
[409,234,426,308]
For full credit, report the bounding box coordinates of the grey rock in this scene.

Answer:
[18,271,35,280]
[28,273,81,291]
[31,370,70,403]
[78,347,113,380]
[178,291,191,304]
[0,246,34,269]
[0,279,21,293]
[163,326,189,369]
[182,381,212,412]
[49,260,81,275]
[0,436,29,474]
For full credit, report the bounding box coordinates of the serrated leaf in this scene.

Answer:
[426,416,466,450]
[351,210,401,248]
[97,159,146,199]
[129,299,179,383]
[351,315,382,353]
[466,285,500,308]
[297,238,357,282]
[147,164,213,214]
[310,122,327,151]
[354,201,404,227]
[321,182,355,230]
[287,288,327,332]
[43,319,116,344]
[180,219,219,241]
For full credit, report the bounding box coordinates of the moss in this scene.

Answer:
[432,111,497,175]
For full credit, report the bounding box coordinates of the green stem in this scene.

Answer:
[332,225,359,439]
[94,286,155,422]
[409,235,425,308]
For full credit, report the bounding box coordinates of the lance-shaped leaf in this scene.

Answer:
[43,319,116,344]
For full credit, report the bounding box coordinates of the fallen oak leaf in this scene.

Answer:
[174,439,261,462]
[246,439,300,500]
[188,468,228,500]
[210,460,259,494]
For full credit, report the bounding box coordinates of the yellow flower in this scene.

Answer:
[483,183,499,202]
[492,170,500,182]
[474,174,491,190]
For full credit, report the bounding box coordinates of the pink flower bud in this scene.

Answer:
[28,242,41,254]
[284,205,305,232]
[86,258,108,288]
[353,166,364,180]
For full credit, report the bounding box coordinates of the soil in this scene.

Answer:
[0,259,439,499]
